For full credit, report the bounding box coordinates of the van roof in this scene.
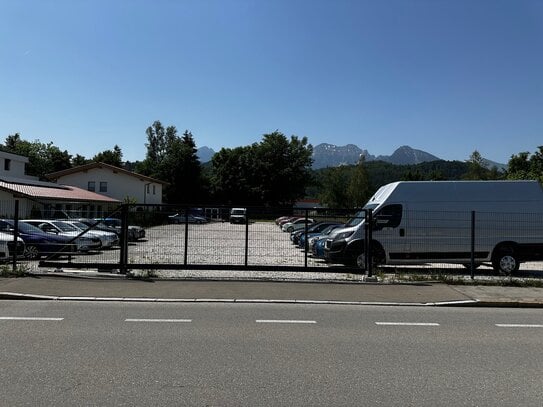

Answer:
[367,180,543,204]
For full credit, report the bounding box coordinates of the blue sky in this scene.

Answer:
[1,0,541,164]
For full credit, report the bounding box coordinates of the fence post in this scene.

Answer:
[367,209,373,278]
[304,209,309,268]
[470,211,475,279]
[244,209,249,267]
[119,204,129,274]
[12,200,19,273]
[184,208,189,266]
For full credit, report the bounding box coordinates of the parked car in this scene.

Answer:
[229,208,247,224]
[168,213,208,224]
[312,237,327,259]
[0,230,25,261]
[22,219,101,252]
[60,220,119,248]
[0,219,77,259]
[281,218,315,233]
[297,222,344,248]
[310,224,344,259]
[278,216,301,228]
[94,218,146,241]
[275,215,292,225]
[74,218,121,237]
[290,221,343,246]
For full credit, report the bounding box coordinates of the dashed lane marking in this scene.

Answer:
[0,317,64,321]
[125,319,193,323]
[375,322,440,326]
[256,320,317,324]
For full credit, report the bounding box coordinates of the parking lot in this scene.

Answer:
[115,221,328,267]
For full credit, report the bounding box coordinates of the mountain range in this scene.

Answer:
[197,144,506,170]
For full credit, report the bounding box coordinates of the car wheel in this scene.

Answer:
[24,245,40,260]
[492,246,519,275]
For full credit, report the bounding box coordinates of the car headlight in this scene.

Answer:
[335,231,354,240]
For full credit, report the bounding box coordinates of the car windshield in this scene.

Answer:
[321,225,339,235]
[103,219,121,227]
[232,209,245,215]
[52,221,78,232]
[71,222,89,230]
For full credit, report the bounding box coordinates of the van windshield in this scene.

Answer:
[345,204,379,227]
[345,210,365,227]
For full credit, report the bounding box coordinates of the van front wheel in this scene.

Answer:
[356,246,385,270]
[492,247,519,275]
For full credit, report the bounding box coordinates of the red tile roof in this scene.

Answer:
[0,180,120,203]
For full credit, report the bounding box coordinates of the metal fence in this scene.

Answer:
[0,200,541,278]
[40,204,360,273]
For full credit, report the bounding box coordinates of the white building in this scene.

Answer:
[0,150,34,180]
[46,162,167,205]
[0,150,120,218]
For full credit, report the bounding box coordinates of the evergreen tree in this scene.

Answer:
[347,156,371,207]
[92,145,123,167]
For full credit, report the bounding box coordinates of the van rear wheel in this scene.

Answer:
[492,247,520,275]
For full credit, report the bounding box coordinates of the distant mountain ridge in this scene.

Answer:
[311,144,440,169]
[196,146,216,163]
[197,144,506,170]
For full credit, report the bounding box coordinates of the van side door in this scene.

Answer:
[372,204,405,260]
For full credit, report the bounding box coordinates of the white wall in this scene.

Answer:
[55,168,163,205]
[0,151,30,178]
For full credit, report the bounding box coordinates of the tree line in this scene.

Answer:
[2,125,542,208]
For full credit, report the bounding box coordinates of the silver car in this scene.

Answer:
[61,220,119,249]
[22,220,102,252]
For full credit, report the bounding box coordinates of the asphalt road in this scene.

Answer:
[1,301,542,406]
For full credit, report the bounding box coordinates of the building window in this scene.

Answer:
[88,181,95,192]
[99,181,107,192]
[4,159,11,171]
[146,184,150,194]
[153,185,156,195]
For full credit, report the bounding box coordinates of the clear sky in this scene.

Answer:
[1,0,542,164]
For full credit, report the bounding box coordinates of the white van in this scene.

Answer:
[229,208,247,224]
[324,180,543,274]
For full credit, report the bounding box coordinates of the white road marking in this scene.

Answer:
[125,318,192,323]
[375,322,440,326]
[0,317,64,321]
[256,320,317,324]
[495,324,543,328]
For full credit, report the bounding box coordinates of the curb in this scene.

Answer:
[0,291,480,306]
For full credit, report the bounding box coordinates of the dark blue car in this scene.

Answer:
[0,220,77,259]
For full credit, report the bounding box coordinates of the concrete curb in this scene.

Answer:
[0,291,480,306]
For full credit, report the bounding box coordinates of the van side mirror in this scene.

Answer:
[373,217,388,230]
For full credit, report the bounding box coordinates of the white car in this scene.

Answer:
[22,220,101,252]
[61,220,119,249]
[281,218,314,233]
[0,231,25,261]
